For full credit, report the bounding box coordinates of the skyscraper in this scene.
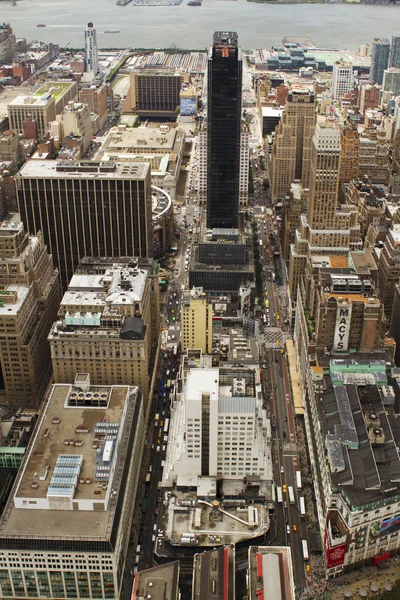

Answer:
[270,90,316,204]
[207,32,242,230]
[370,38,390,85]
[332,63,354,102]
[307,123,341,230]
[84,22,98,76]
[17,160,153,290]
[0,215,60,409]
[389,32,400,69]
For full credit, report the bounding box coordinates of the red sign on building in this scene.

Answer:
[324,527,347,569]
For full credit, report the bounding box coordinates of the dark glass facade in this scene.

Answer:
[17,165,152,291]
[207,32,242,230]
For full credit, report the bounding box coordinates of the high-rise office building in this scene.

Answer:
[49,259,159,408]
[198,125,249,206]
[181,287,212,354]
[270,90,316,203]
[17,160,153,290]
[0,214,60,408]
[0,375,145,600]
[307,123,341,230]
[332,63,354,102]
[382,67,400,96]
[378,224,400,319]
[206,32,242,230]
[84,22,98,76]
[164,366,271,482]
[389,32,400,69]
[369,38,390,85]
[339,122,360,185]
[359,83,380,115]
[288,123,362,305]
[125,71,184,118]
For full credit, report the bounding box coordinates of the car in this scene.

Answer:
[153,524,157,532]
[280,466,284,474]
[162,444,166,451]
[273,383,277,389]
[156,445,161,453]
[140,523,144,531]
[284,416,287,422]
[279,444,282,451]
[282,484,287,493]
[283,431,287,438]
[284,501,287,509]
[145,491,149,498]
[286,525,290,535]
[149,465,153,472]
[293,525,297,532]
[306,565,311,573]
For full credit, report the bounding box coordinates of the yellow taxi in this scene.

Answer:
[282,484,287,493]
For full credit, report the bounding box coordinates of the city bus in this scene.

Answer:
[302,540,309,561]
[296,470,302,490]
[288,486,295,505]
[259,239,263,247]
[299,496,306,518]
[163,418,169,434]
[277,486,283,504]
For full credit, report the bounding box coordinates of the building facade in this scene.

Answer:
[49,259,159,406]
[370,38,390,85]
[382,67,400,96]
[181,288,212,354]
[61,102,92,154]
[332,63,354,102]
[0,377,145,599]
[207,32,242,230]
[270,90,316,204]
[17,160,153,290]
[0,215,60,409]
[389,32,400,69]
[84,22,98,76]
[164,366,272,483]
[126,72,183,118]
[378,225,400,320]
[8,94,56,138]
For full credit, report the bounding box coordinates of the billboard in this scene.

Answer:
[333,303,352,351]
[180,96,197,117]
[324,528,346,569]
[370,514,400,540]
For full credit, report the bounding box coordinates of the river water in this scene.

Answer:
[1,0,398,51]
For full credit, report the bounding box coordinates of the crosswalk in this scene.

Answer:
[263,327,284,347]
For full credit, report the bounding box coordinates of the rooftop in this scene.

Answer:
[192,545,235,600]
[34,81,75,100]
[17,160,149,181]
[0,285,29,317]
[8,94,54,107]
[0,379,141,542]
[248,546,295,600]
[314,360,400,510]
[101,125,183,152]
[131,561,179,600]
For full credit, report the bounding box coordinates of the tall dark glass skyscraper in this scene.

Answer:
[207,32,242,230]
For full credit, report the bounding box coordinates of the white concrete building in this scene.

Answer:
[61,101,92,154]
[332,63,354,102]
[84,22,98,78]
[164,366,272,484]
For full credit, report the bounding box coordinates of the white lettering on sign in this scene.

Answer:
[333,304,352,351]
